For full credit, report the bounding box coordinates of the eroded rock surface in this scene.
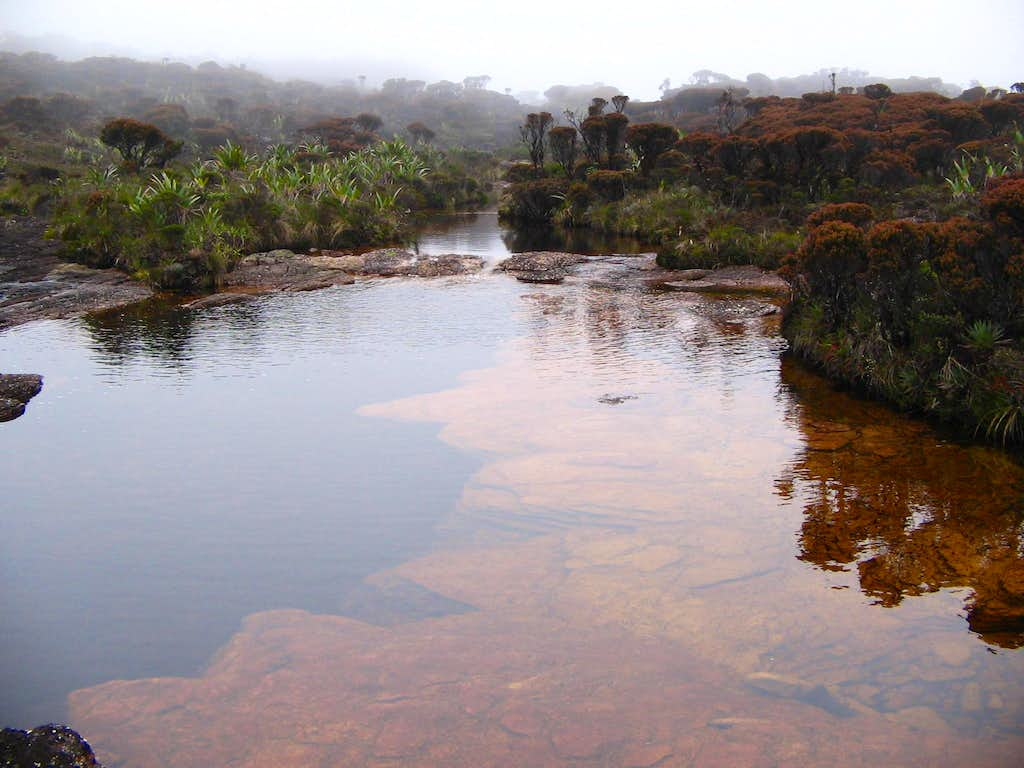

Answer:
[0,373,43,422]
[0,264,153,330]
[0,725,102,768]
[661,265,791,296]
[221,249,356,292]
[316,248,484,277]
[497,251,588,284]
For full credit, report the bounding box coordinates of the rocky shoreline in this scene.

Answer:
[2,216,790,327]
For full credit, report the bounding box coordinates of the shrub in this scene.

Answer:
[500,178,566,221]
[805,202,874,228]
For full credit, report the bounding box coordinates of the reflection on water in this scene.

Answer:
[412,211,654,264]
[2,214,1023,765]
[778,359,1024,649]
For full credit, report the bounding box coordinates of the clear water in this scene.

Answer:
[1,213,1022,766]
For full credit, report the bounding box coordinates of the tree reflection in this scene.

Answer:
[778,356,1024,648]
[81,297,266,372]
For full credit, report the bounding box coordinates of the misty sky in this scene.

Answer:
[2,0,1022,98]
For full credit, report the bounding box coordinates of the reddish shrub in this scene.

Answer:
[805,202,875,228]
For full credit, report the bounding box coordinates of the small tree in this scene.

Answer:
[354,113,384,133]
[407,122,435,143]
[519,112,554,169]
[99,118,181,169]
[603,112,630,168]
[611,94,629,114]
[580,115,607,165]
[548,126,578,177]
[625,123,678,175]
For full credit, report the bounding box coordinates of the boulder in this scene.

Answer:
[497,252,587,274]
[0,373,43,403]
[0,724,102,767]
[0,374,42,422]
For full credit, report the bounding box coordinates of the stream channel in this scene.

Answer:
[1,212,1022,766]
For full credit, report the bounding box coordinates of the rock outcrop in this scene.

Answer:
[0,724,102,767]
[496,252,588,284]
[314,248,484,277]
[0,373,43,422]
[0,264,153,330]
[660,265,791,296]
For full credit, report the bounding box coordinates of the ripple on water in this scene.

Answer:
[2,216,1023,764]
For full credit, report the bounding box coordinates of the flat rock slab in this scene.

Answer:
[0,265,153,330]
[0,374,43,423]
[314,248,484,277]
[661,265,790,296]
[222,249,357,291]
[515,270,567,284]
[497,252,588,274]
[183,293,259,310]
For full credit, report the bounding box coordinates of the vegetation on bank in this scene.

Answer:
[501,84,1024,445]
[40,128,488,288]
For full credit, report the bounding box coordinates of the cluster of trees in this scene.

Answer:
[785,173,1024,443]
[500,80,1024,444]
[0,52,526,150]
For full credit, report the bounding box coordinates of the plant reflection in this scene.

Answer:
[778,357,1024,648]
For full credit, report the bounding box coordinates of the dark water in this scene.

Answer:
[1,213,1022,766]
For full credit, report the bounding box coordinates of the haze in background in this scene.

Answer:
[1,0,1022,98]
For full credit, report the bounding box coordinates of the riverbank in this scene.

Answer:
[0,216,153,330]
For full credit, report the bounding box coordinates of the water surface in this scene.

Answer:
[1,213,1022,766]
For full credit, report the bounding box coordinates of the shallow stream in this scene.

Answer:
[1,213,1022,766]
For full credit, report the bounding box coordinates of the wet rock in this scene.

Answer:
[0,724,103,767]
[0,374,43,423]
[674,268,711,281]
[0,373,43,403]
[745,672,815,699]
[661,265,791,296]
[315,248,483,277]
[514,270,566,284]
[707,717,768,730]
[745,672,852,717]
[0,264,153,330]
[886,706,949,733]
[598,394,638,405]
[622,741,674,767]
[222,249,356,291]
[690,298,782,322]
[184,292,258,309]
[0,397,25,422]
[960,682,982,712]
[496,251,587,274]
[930,638,972,667]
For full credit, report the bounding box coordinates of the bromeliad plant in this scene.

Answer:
[49,138,433,289]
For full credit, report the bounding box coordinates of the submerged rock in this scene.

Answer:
[0,373,43,423]
[0,724,102,767]
[598,394,638,405]
[745,672,853,717]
